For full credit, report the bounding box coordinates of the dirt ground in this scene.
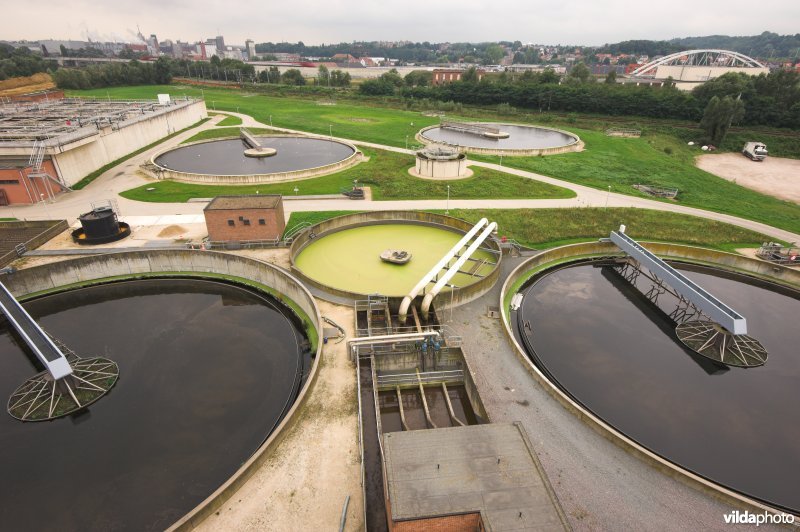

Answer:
[696,153,800,204]
[196,300,364,532]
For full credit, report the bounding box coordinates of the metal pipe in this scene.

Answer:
[420,222,497,318]
[338,495,350,532]
[397,218,488,323]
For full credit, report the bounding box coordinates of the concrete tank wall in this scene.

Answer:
[289,210,502,306]
[52,100,207,186]
[2,248,324,531]
[414,155,469,180]
[500,241,800,515]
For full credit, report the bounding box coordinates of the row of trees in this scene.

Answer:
[0,44,56,80]
[396,68,800,129]
[52,57,172,89]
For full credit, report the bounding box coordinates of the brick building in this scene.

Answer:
[431,68,485,86]
[203,195,285,244]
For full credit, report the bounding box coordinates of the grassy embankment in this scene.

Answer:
[284,208,773,253]
[120,127,574,203]
[71,86,800,233]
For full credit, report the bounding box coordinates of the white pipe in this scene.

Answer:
[420,222,497,317]
[397,218,488,323]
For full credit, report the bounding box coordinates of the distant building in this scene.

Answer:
[215,35,225,52]
[204,195,286,244]
[432,68,485,85]
[245,39,256,60]
[332,53,357,63]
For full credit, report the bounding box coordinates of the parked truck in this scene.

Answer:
[742,141,768,161]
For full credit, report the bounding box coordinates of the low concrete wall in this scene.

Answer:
[289,211,502,306]
[416,124,583,157]
[2,250,324,531]
[500,241,800,516]
[151,135,362,184]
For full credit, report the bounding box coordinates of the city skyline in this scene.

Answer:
[3,0,800,47]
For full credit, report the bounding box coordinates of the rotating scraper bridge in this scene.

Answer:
[0,280,118,421]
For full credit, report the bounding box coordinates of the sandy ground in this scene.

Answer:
[196,300,364,532]
[696,153,800,204]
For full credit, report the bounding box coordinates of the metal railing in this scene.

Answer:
[376,369,464,387]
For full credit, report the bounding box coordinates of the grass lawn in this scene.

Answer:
[474,129,800,233]
[70,86,799,233]
[179,127,277,144]
[216,115,243,126]
[121,146,574,202]
[69,85,441,148]
[285,207,772,252]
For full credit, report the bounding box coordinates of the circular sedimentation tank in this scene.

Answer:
[152,135,359,184]
[0,253,320,531]
[418,122,581,155]
[291,212,501,300]
[506,247,800,514]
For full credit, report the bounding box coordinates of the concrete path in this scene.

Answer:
[2,110,798,245]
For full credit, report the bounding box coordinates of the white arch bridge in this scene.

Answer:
[630,49,768,81]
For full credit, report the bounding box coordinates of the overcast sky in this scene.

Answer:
[4,0,799,47]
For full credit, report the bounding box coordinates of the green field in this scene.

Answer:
[216,114,243,126]
[285,207,772,251]
[123,144,574,202]
[474,129,800,233]
[69,85,800,233]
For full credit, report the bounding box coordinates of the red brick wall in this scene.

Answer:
[204,205,286,241]
[391,513,483,532]
[0,160,67,205]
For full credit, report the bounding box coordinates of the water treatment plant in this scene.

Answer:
[1,92,799,531]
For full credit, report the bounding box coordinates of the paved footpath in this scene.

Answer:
[2,110,798,245]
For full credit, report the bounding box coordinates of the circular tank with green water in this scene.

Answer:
[291,213,501,300]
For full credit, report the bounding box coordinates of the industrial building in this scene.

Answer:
[0,94,206,205]
[204,195,286,246]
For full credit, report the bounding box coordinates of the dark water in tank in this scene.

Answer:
[155,136,355,175]
[421,123,577,149]
[517,263,800,513]
[0,279,308,531]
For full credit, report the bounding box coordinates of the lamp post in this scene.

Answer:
[405,134,408,150]
[605,185,611,208]
[329,124,332,140]
[293,186,299,197]
[269,115,272,127]
[446,185,450,215]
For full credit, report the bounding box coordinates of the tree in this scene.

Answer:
[281,69,306,85]
[539,68,560,84]
[359,78,395,96]
[330,70,351,87]
[379,68,404,87]
[404,70,432,87]
[604,70,617,84]
[318,64,330,86]
[154,56,172,84]
[567,62,592,83]
[700,95,745,145]
[485,44,505,64]
[461,66,479,83]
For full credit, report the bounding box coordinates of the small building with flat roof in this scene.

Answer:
[383,422,569,531]
[204,195,285,245]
